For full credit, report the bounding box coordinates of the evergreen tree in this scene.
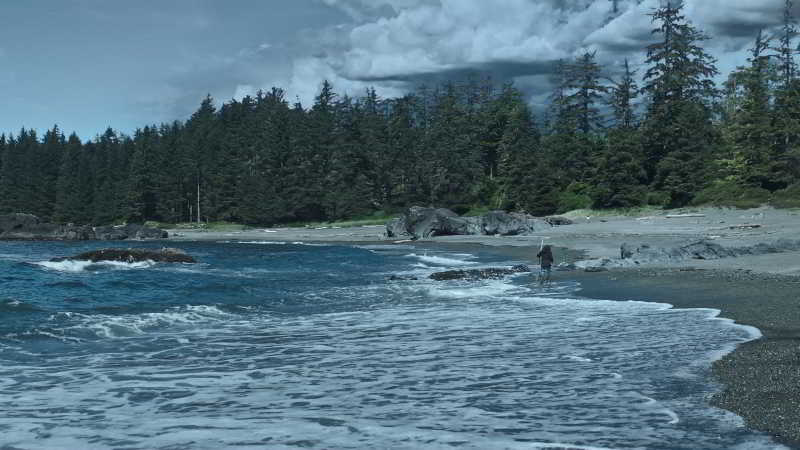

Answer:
[185,95,218,223]
[54,133,87,223]
[721,30,776,189]
[592,60,645,208]
[770,0,800,188]
[566,51,609,134]
[641,1,719,206]
[608,59,639,129]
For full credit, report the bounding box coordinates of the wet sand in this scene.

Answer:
[168,206,800,447]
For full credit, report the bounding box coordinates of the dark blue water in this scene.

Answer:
[0,240,784,449]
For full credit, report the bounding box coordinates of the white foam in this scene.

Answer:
[425,279,522,300]
[35,259,156,273]
[56,305,235,339]
[406,253,477,266]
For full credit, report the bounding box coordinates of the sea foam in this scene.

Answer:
[35,259,157,273]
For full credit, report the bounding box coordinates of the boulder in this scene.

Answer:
[51,247,195,264]
[0,214,94,240]
[612,238,800,267]
[429,264,531,281]
[0,214,168,241]
[94,224,168,240]
[386,206,479,239]
[544,216,574,226]
[0,213,41,232]
[386,207,539,239]
[480,211,537,236]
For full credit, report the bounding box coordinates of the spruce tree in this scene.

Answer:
[641,1,719,206]
[771,0,800,188]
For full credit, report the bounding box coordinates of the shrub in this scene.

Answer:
[645,191,670,207]
[771,183,800,209]
[691,180,771,209]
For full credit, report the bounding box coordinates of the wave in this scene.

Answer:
[405,253,477,266]
[219,240,327,247]
[0,299,44,313]
[34,259,157,273]
[52,305,237,339]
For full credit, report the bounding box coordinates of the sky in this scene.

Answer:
[0,0,795,140]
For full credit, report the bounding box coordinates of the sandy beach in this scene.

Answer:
[168,206,800,447]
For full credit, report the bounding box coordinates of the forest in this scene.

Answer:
[1,2,799,227]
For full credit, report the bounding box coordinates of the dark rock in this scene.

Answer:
[0,214,167,241]
[51,247,195,264]
[388,275,418,281]
[480,211,537,236]
[584,266,609,272]
[620,243,635,259]
[556,262,577,271]
[616,238,800,267]
[544,216,574,226]
[386,206,539,239]
[0,213,40,232]
[429,264,531,281]
[0,214,94,240]
[94,224,168,240]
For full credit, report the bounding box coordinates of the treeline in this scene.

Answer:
[1,2,799,226]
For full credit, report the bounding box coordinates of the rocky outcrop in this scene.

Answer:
[620,239,800,264]
[0,214,95,240]
[94,224,168,240]
[51,248,195,264]
[0,214,167,240]
[385,207,541,239]
[579,238,800,270]
[480,211,538,236]
[429,264,531,281]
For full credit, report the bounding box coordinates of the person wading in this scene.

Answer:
[537,244,554,286]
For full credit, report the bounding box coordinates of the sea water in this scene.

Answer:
[0,240,785,449]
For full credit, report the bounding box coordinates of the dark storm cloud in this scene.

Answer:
[1,0,797,138]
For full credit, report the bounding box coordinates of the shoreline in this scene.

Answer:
[166,206,800,448]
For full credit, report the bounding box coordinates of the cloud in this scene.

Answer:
[241,0,795,110]
[688,0,788,38]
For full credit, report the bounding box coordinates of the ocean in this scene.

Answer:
[0,240,784,449]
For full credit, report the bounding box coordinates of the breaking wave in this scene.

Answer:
[34,259,157,273]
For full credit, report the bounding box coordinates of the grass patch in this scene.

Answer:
[155,221,252,232]
[284,212,396,229]
[560,205,664,219]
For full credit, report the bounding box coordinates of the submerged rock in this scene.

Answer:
[51,248,196,264]
[429,264,531,281]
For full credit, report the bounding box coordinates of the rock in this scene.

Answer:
[94,224,169,240]
[51,247,195,264]
[385,206,539,239]
[584,266,609,272]
[0,213,40,231]
[388,275,418,281]
[480,211,538,236]
[0,214,94,240]
[429,264,530,281]
[0,214,167,241]
[615,238,800,267]
[620,243,636,259]
[544,216,574,226]
[556,262,577,271]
